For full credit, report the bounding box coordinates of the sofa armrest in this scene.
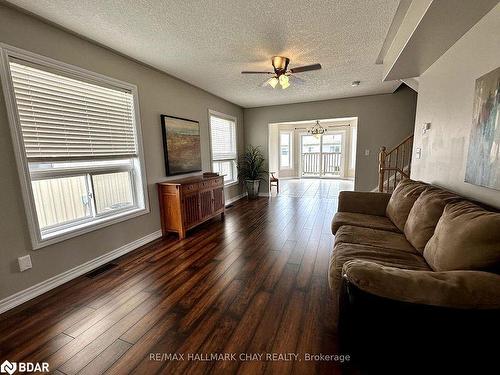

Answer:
[342,259,500,309]
[337,191,391,217]
[338,263,500,372]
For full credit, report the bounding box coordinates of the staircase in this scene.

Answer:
[378,135,413,193]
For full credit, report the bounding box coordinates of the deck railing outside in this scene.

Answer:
[302,152,341,176]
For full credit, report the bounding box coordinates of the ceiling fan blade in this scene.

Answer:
[290,63,322,73]
[241,71,274,74]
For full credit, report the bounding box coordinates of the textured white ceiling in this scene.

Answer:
[7,0,402,108]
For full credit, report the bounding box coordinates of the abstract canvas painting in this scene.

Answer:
[465,67,500,190]
[161,115,202,176]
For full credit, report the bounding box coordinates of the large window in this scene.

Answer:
[1,46,148,248]
[209,110,237,185]
[279,131,292,169]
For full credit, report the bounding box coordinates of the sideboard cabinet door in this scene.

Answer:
[183,192,200,228]
[199,189,214,220]
[213,186,225,213]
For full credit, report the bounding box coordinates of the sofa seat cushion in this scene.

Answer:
[386,179,428,232]
[329,243,431,289]
[404,188,461,253]
[424,201,500,272]
[335,225,416,253]
[331,212,400,234]
[328,242,431,330]
[343,260,500,309]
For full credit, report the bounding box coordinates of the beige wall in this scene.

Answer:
[244,86,418,192]
[411,4,500,208]
[0,4,244,300]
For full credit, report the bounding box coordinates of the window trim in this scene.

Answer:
[279,130,293,170]
[0,43,150,250]
[208,109,238,187]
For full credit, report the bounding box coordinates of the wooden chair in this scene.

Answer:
[269,172,279,194]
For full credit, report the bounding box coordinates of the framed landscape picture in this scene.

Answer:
[161,115,202,176]
[465,67,500,190]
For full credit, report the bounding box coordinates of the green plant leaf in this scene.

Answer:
[237,145,268,181]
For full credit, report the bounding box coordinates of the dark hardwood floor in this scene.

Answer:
[0,179,354,374]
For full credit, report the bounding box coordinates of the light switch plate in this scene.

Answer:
[416,147,422,159]
[18,255,32,272]
[364,149,370,156]
[422,122,431,134]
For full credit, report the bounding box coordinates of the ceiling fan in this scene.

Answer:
[241,56,322,89]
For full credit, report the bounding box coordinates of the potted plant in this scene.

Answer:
[238,145,267,200]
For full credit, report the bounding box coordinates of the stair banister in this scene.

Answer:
[378,135,413,193]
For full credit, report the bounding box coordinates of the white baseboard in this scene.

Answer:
[225,192,247,205]
[0,229,162,315]
[225,191,270,203]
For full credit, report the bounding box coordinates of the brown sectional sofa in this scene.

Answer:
[330,179,500,371]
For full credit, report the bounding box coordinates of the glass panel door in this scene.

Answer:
[300,132,344,177]
[321,133,343,177]
[301,135,321,177]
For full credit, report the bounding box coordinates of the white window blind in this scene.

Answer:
[2,47,148,249]
[210,115,236,161]
[9,60,137,160]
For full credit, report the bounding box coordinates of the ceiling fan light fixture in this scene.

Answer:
[241,56,321,90]
[267,76,279,88]
[279,74,290,89]
[272,56,289,71]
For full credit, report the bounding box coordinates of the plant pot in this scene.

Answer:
[245,179,260,200]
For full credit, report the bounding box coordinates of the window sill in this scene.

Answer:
[223,180,239,188]
[33,206,149,250]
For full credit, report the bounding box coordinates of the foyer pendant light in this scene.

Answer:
[308,120,327,138]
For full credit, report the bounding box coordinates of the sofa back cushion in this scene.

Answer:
[424,201,500,271]
[404,188,461,252]
[386,179,427,232]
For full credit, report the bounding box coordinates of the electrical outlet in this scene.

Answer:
[18,255,32,272]
[364,149,370,156]
[416,147,422,159]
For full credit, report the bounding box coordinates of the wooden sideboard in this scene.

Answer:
[158,175,225,239]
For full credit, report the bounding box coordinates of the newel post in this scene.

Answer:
[378,147,386,192]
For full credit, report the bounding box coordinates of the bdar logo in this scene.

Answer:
[0,360,16,375]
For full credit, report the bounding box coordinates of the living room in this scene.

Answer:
[0,1,499,374]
